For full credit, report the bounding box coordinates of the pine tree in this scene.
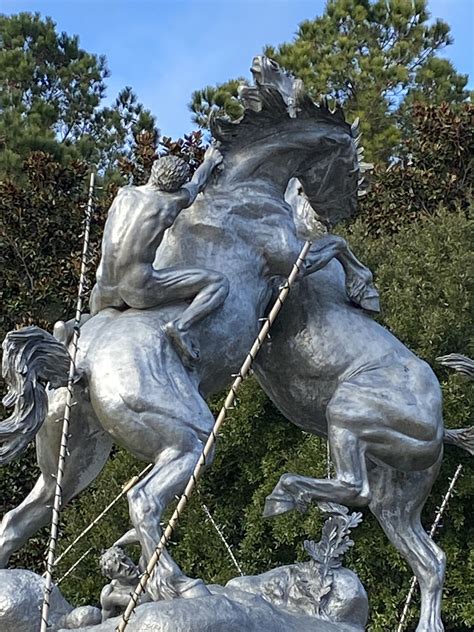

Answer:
[189,0,469,163]
[0,12,156,179]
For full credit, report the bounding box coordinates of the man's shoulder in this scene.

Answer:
[100,583,114,598]
[111,184,161,210]
[116,184,154,198]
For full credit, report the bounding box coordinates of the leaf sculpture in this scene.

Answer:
[303,502,363,617]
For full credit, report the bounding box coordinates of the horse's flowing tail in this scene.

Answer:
[437,353,474,379]
[444,428,474,456]
[0,326,70,465]
[438,353,474,456]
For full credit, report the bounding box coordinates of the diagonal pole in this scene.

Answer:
[40,172,95,632]
[116,240,312,631]
[57,547,94,585]
[54,464,153,567]
[201,502,244,576]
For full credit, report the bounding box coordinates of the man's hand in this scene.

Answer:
[183,144,224,205]
[204,144,223,167]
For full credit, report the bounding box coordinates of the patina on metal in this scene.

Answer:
[1,56,472,632]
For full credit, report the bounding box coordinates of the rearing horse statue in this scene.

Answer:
[0,57,375,600]
[0,57,471,632]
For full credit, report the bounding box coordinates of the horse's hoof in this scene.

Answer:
[359,293,380,313]
[263,493,296,518]
[163,322,200,369]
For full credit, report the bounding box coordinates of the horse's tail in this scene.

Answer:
[444,428,474,456]
[1,326,70,465]
[436,353,474,379]
[437,353,474,456]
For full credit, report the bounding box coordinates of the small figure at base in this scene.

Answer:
[99,546,150,621]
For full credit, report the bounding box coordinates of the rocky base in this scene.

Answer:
[59,590,361,632]
[0,562,367,632]
[0,569,72,632]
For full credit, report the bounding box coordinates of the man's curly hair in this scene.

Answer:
[148,156,191,192]
[100,546,135,579]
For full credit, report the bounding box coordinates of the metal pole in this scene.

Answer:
[55,464,153,566]
[326,439,331,479]
[40,172,95,632]
[116,240,312,631]
[57,548,93,585]
[201,502,244,576]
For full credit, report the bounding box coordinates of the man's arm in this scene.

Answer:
[113,528,139,548]
[180,145,223,207]
[100,584,115,622]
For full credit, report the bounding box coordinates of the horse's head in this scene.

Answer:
[210,56,370,226]
[294,111,368,226]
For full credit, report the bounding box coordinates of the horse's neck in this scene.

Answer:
[155,183,291,273]
[166,177,295,240]
[218,147,298,196]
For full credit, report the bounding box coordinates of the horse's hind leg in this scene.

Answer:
[90,355,217,601]
[369,460,445,632]
[127,430,213,601]
[0,386,112,567]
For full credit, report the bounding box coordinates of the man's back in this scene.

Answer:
[89,148,229,366]
[97,184,168,290]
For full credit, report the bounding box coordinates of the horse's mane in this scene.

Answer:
[209,56,370,218]
[211,87,352,148]
[211,56,353,147]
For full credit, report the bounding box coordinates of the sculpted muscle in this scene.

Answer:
[97,186,183,290]
[90,148,228,366]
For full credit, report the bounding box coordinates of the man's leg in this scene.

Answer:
[120,266,229,365]
[163,269,229,365]
[90,282,127,315]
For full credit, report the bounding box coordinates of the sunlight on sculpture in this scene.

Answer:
[90,147,228,366]
[0,55,472,632]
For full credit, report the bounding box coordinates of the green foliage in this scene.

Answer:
[160,130,207,173]
[0,12,156,179]
[357,102,473,235]
[0,152,104,337]
[189,0,469,163]
[190,79,245,128]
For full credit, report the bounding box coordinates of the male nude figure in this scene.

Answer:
[90,146,229,365]
[99,546,150,621]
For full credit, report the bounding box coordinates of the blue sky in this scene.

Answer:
[3,0,473,139]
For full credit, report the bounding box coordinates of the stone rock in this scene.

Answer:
[58,591,363,632]
[0,569,72,632]
[226,562,368,627]
[58,605,102,629]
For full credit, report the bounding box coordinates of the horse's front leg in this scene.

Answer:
[304,235,380,312]
[263,425,372,518]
